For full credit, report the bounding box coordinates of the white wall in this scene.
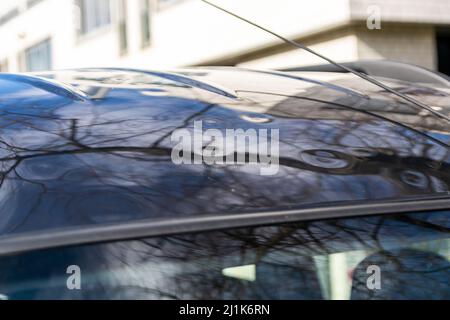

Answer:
[124,0,352,68]
[0,0,123,71]
[0,0,449,72]
[0,0,354,71]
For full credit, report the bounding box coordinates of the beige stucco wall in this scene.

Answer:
[350,0,450,25]
[238,24,439,71]
[238,29,359,69]
[356,25,437,70]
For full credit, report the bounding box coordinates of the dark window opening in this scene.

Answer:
[437,30,450,76]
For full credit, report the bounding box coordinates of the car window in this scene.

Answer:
[0,210,449,300]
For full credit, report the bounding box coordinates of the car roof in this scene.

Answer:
[0,67,450,242]
[283,60,450,88]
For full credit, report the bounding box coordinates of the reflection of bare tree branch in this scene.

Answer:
[1,210,448,300]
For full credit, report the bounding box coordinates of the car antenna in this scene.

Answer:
[200,0,450,123]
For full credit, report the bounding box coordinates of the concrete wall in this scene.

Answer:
[350,0,450,25]
[238,25,439,70]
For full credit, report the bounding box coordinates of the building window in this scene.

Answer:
[140,0,151,47]
[118,0,128,54]
[0,59,8,73]
[24,39,52,72]
[77,0,111,35]
[157,0,186,11]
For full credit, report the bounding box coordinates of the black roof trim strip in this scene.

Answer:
[1,196,450,256]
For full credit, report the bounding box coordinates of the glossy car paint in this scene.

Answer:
[0,67,450,237]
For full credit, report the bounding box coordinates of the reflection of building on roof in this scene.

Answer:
[0,0,450,75]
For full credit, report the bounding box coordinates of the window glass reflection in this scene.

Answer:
[0,211,448,300]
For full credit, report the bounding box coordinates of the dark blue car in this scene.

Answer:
[0,67,448,300]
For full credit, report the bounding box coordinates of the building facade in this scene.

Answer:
[0,0,450,74]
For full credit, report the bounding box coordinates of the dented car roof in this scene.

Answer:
[0,67,450,238]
